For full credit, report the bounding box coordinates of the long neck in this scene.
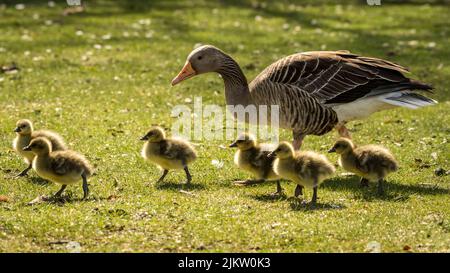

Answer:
[216,54,252,106]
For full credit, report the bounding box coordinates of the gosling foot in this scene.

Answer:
[377,179,385,196]
[360,178,369,188]
[269,181,285,197]
[14,165,32,178]
[156,169,169,183]
[233,179,264,186]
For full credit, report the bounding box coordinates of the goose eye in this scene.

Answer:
[197,56,202,60]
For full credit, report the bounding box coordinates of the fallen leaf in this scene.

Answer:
[27,195,48,205]
[211,159,224,169]
[365,241,381,253]
[179,190,196,196]
[0,195,10,202]
[66,241,81,253]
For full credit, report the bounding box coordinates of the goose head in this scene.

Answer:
[328,138,354,154]
[172,45,227,86]
[23,137,52,155]
[269,142,294,159]
[229,133,256,151]
[14,119,33,135]
[140,127,166,142]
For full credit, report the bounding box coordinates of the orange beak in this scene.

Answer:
[171,61,196,86]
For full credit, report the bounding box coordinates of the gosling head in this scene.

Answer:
[328,138,354,154]
[140,127,166,142]
[23,137,52,155]
[172,45,229,86]
[269,142,295,159]
[14,119,33,135]
[229,133,256,151]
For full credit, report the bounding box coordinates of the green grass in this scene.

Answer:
[0,0,449,252]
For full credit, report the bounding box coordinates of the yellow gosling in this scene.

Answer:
[23,137,93,199]
[328,138,398,195]
[141,126,197,184]
[271,142,335,204]
[13,119,67,177]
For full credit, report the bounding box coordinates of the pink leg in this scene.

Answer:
[292,131,305,150]
[336,123,351,139]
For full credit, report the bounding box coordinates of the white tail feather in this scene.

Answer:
[381,92,437,109]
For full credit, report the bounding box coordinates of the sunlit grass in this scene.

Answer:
[0,0,448,252]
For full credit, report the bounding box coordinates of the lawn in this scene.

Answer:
[0,0,449,252]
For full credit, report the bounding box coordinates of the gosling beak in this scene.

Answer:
[328,147,336,153]
[140,135,148,141]
[171,61,196,86]
[268,151,276,157]
[23,145,31,151]
[229,141,238,148]
[14,127,21,133]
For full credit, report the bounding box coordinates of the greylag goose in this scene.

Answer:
[229,132,283,195]
[13,119,67,177]
[140,126,197,184]
[269,141,335,205]
[328,138,398,195]
[172,45,436,149]
[23,137,93,199]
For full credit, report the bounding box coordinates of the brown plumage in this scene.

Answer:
[13,119,67,177]
[328,138,398,194]
[23,137,93,199]
[271,142,335,204]
[172,46,436,149]
[229,133,283,195]
[140,126,197,184]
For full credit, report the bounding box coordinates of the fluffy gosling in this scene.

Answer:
[270,142,335,204]
[140,126,197,184]
[229,133,283,194]
[13,119,67,177]
[23,137,93,199]
[328,138,398,195]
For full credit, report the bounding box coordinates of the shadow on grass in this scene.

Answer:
[322,176,450,202]
[155,181,206,191]
[251,193,288,202]
[27,176,51,186]
[26,193,111,206]
[288,197,346,212]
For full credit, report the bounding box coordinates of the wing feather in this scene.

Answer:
[252,51,432,105]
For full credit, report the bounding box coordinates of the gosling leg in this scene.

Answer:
[276,180,284,195]
[15,164,32,178]
[311,186,318,205]
[184,166,192,185]
[157,169,169,183]
[82,173,89,200]
[377,179,384,195]
[360,178,369,187]
[53,185,67,198]
[294,184,304,197]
